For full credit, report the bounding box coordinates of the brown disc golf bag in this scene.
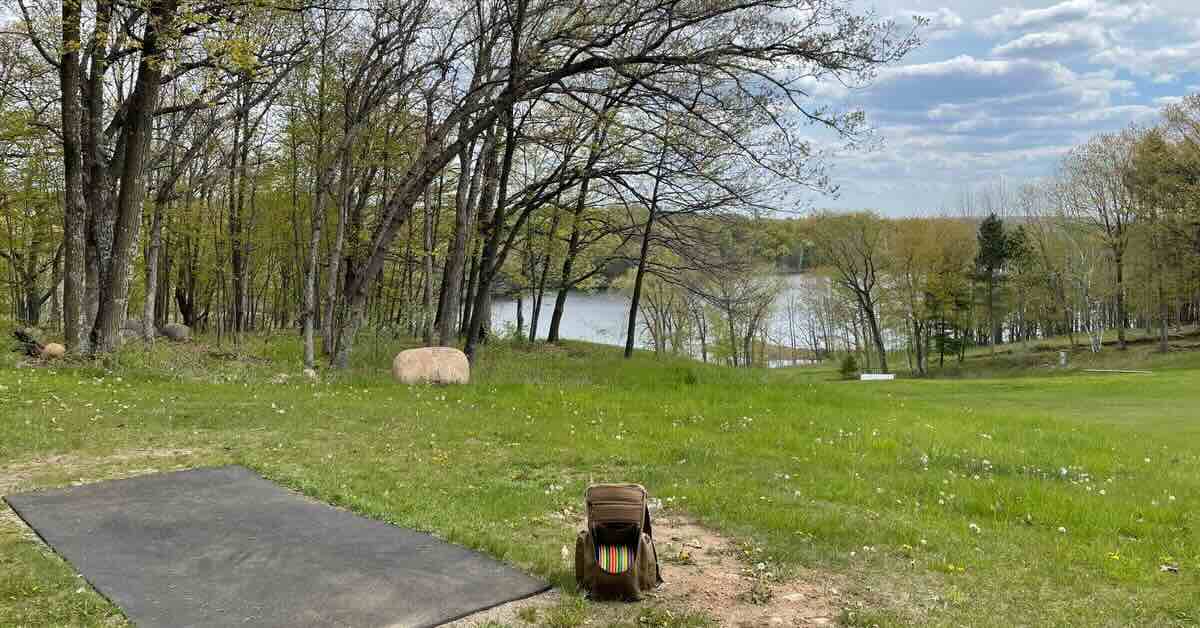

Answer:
[575,483,662,600]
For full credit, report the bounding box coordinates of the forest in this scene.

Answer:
[1,0,1199,375]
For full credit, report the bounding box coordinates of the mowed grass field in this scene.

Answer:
[2,333,1198,627]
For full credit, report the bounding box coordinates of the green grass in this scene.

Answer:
[2,331,1199,626]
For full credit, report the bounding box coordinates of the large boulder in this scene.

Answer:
[159,323,191,342]
[41,342,66,359]
[391,347,470,385]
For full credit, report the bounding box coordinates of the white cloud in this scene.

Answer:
[878,54,1072,83]
[819,0,1200,214]
[1091,42,1200,81]
[979,0,1157,34]
[991,23,1107,58]
[868,56,1097,114]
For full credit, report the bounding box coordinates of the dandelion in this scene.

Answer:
[1058,526,1067,534]
[968,522,981,534]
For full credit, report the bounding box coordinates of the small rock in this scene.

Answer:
[159,323,190,342]
[769,617,784,625]
[782,592,804,602]
[41,343,66,359]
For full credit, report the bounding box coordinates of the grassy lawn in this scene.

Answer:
[2,333,1199,627]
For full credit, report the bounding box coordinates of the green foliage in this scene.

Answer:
[838,353,859,379]
[974,213,1011,280]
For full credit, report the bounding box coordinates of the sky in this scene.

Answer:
[815,0,1200,215]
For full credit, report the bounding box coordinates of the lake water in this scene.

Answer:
[492,291,630,344]
[492,274,827,352]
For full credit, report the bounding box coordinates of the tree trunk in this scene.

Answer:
[60,0,88,352]
[143,199,165,341]
[862,296,888,373]
[528,206,559,342]
[461,246,479,337]
[987,273,998,353]
[462,119,515,358]
[420,181,435,345]
[90,0,177,353]
[303,183,326,369]
[1115,249,1127,350]
[515,293,524,339]
[624,209,655,359]
[462,1,525,362]
[437,128,488,345]
[547,176,589,343]
[323,152,350,356]
[727,309,738,367]
[1158,253,1169,353]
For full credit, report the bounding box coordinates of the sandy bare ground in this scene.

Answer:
[449,513,843,627]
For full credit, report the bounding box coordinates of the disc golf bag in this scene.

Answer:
[574,483,661,600]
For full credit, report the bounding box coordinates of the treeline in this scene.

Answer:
[0,0,918,367]
[626,95,1200,374]
[781,96,1200,374]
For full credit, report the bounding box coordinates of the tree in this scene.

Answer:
[331,0,917,367]
[974,212,1010,352]
[1057,132,1139,350]
[808,211,890,373]
[1129,128,1190,352]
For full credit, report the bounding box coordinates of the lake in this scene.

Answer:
[492,274,827,356]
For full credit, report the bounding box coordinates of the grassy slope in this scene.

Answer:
[1,334,1198,627]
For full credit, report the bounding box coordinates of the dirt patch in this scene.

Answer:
[649,514,842,627]
[451,512,843,627]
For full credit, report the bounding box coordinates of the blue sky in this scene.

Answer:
[816,0,1200,215]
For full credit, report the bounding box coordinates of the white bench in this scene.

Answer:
[859,373,895,381]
